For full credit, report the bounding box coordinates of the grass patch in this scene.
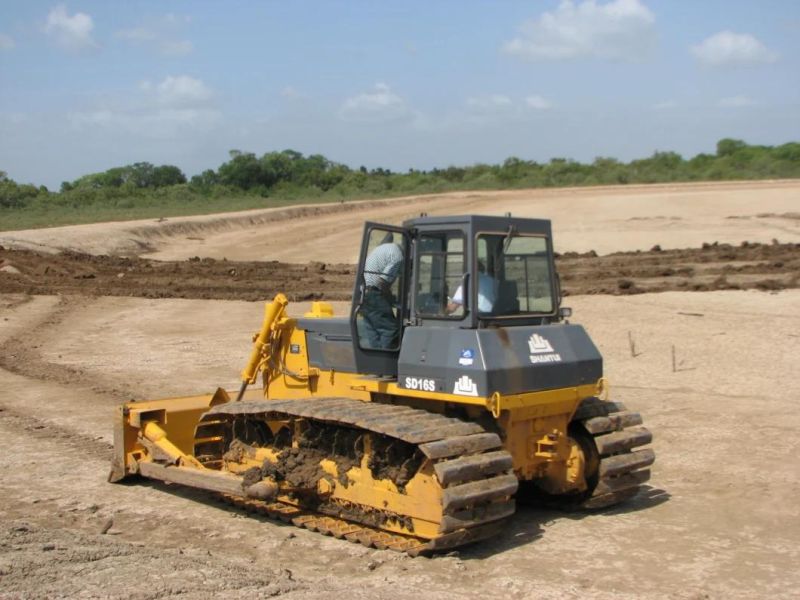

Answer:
[0,188,435,231]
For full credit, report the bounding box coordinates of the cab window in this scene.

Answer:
[476,234,554,316]
[415,232,464,318]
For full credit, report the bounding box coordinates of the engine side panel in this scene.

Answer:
[397,324,602,398]
[299,317,359,373]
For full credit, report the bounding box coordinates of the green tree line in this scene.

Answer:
[2,139,799,225]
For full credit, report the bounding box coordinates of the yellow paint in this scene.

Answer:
[112,295,607,535]
[142,421,205,469]
[304,302,335,318]
[241,294,288,384]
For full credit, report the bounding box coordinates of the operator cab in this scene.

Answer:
[349,215,564,376]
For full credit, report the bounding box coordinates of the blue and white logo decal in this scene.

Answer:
[459,348,475,366]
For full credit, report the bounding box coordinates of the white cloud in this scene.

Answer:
[462,94,553,114]
[339,83,411,122]
[44,4,96,50]
[437,94,555,129]
[116,14,193,57]
[652,100,677,110]
[69,75,219,138]
[467,95,513,110]
[447,95,522,127]
[691,31,778,67]
[0,33,15,50]
[525,95,553,110]
[503,0,655,61]
[718,95,755,108]
[70,108,218,138]
[153,75,213,107]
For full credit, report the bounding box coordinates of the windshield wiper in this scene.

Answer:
[502,225,518,253]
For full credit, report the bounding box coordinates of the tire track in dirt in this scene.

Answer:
[0,295,136,401]
[0,405,112,460]
[0,385,307,599]
[0,520,303,600]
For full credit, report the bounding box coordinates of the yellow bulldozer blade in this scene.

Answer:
[109,387,233,483]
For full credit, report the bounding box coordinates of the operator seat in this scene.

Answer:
[491,280,520,315]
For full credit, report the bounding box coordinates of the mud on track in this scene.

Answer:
[1,241,798,300]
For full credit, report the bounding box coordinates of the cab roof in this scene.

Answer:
[402,214,552,236]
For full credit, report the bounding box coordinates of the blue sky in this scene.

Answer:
[1,0,798,189]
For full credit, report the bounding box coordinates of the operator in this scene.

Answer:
[447,260,496,314]
[361,233,404,349]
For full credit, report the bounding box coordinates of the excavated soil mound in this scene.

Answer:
[0,248,353,301]
[0,241,798,300]
[558,240,800,295]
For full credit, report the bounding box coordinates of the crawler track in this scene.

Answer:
[194,397,518,554]
[573,397,654,509]
[217,494,502,556]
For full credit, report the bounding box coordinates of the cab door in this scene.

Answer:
[349,222,411,377]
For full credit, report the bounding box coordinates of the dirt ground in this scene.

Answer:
[1,181,800,599]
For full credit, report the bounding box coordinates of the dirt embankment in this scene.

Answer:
[2,181,799,262]
[558,240,800,295]
[0,248,354,302]
[1,241,798,301]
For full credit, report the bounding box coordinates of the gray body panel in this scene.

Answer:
[298,317,358,373]
[298,317,602,396]
[397,324,602,397]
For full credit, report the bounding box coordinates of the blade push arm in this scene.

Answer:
[236,293,289,401]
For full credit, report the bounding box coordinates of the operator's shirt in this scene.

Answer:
[452,273,495,313]
[364,243,403,291]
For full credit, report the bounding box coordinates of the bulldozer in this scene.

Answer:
[110,215,654,555]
